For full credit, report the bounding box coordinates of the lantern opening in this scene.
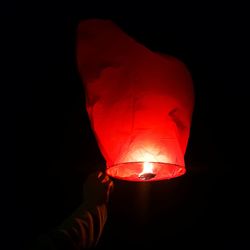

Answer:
[106,162,186,182]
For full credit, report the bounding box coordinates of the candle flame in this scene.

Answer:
[138,162,156,180]
[141,162,154,174]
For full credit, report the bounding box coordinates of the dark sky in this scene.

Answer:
[4,2,249,249]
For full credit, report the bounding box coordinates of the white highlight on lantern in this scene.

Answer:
[123,145,170,165]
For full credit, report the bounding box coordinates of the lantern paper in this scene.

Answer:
[77,19,194,181]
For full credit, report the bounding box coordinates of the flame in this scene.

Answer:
[141,162,154,174]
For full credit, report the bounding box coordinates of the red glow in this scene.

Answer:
[77,19,194,181]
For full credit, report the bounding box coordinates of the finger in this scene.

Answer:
[101,175,110,184]
[106,178,113,188]
[98,172,109,182]
[108,181,114,193]
[98,171,104,179]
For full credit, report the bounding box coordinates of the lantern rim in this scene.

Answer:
[106,161,186,182]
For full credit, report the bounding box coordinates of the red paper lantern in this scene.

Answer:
[77,19,194,181]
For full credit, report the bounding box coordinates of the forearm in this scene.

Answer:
[32,203,107,250]
[58,203,107,248]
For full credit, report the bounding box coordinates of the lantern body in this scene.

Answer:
[77,19,194,181]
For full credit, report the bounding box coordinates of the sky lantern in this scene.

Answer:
[77,19,194,181]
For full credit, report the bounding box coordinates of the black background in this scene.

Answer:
[3,1,250,249]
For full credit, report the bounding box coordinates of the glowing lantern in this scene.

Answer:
[77,19,194,181]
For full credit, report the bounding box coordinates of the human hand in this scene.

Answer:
[83,171,114,208]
